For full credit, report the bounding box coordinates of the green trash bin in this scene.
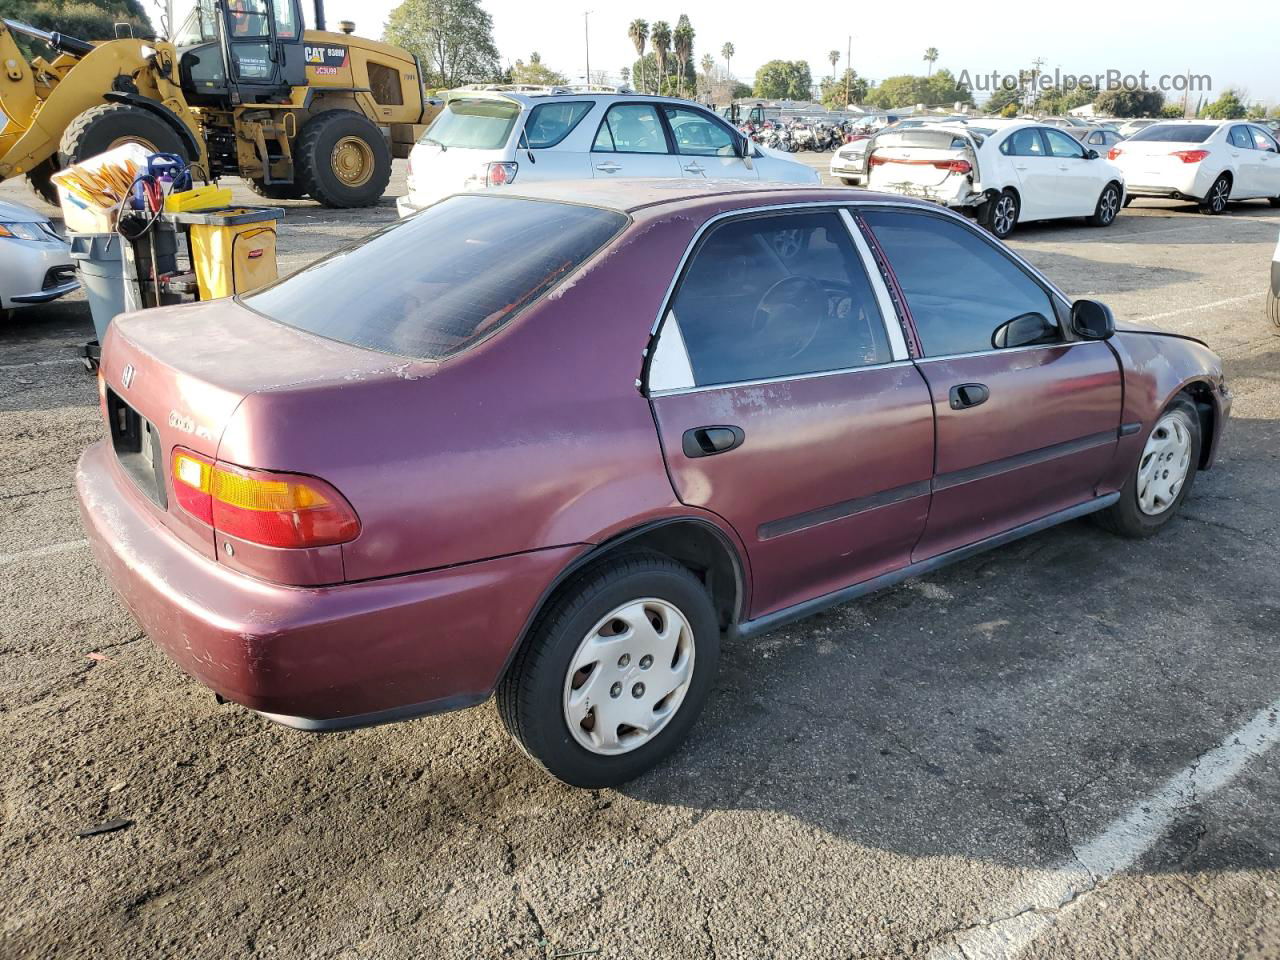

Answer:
[69,233,126,344]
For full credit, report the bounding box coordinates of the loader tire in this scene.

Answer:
[59,103,189,170]
[295,111,391,208]
[247,179,306,201]
[26,159,60,207]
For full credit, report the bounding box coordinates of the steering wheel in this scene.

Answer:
[751,276,828,361]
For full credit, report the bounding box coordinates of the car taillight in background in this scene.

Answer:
[1171,149,1209,164]
[486,162,518,187]
[172,448,360,549]
[1108,147,1123,160]
[934,159,972,174]
[868,154,887,166]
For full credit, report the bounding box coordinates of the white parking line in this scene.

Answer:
[0,539,89,566]
[1134,292,1264,327]
[928,694,1280,960]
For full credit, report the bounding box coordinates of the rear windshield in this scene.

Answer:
[1127,123,1217,143]
[876,130,971,150]
[243,196,628,361]
[421,98,520,149]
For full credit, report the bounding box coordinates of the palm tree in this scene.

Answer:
[620,66,631,88]
[721,41,734,84]
[923,47,939,77]
[651,21,672,95]
[700,53,714,78]
[673,15,694,99]
[628,19,648,94]
[828,49,840,79]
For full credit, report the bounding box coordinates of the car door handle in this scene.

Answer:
[682,425,745,458]
[595,162,622,173]
[682,162,705,174]
[1014,164,1028,171]
[949,383,990,410]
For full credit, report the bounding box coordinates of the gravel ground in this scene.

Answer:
[1,157,1277,960]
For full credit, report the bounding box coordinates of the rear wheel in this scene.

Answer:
[295,111,391,208]
[1269,196,1280,208]
[1198,174,1231,214]
[840,177,860,186]
[496,552,720,787]
[1095,396,1200,538]
[1268,284,1279,331]
[1087,182,1122,227]
[59,103,188,170]
[981,189,1019,239]
[26,158,60,207]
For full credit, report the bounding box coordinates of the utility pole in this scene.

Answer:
[845,34,851,107]
[584,11,592,87]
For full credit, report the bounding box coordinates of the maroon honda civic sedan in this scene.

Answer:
[77,181,1230,786]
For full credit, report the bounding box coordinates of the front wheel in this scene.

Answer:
[1198,174,1231,214]
[1095,396,1201,538]
[496,552,720,787]
[1087,182,1122,227]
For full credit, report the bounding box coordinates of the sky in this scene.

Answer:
[309,0,1279,106]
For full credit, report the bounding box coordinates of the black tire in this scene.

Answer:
[295,111,391,208]
[981,188,1019,239]
[247,178,306,201]
[1123,196,1134,208]
[1198,173,1231,215]
[1269,197,1280,208]
[496,551,720,788]
[1087,182,1122,227]
[59,103,188,170]
[1095,396,1201,538]
[840,177,860,186]
[1268,287,1279,330]
[26,158,60,207]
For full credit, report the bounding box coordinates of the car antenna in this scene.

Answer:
[519,127,536,164]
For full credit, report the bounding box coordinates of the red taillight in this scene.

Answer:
[171,448,360,549]
[1171,149,1209,164]
[933,159,972,174]
[868,154,888,166]
[1107,147,1123,161]
[486,161,518,186]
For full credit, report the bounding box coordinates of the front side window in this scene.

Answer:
[1249,126,1279,152]
[665,211,892,387]
[421,99,520,150]
[861,210,1060,357]
[1044,127,1086,159]
[244,196,627,361]
[593,104,668,154]
[662,106,736,157]
[524,101,593,148]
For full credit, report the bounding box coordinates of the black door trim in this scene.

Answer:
[932,429,1117,492]
[757,478,931,541]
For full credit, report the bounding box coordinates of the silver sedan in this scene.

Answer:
[0,198,78,318]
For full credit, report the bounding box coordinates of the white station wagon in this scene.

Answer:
[396,86,818,216]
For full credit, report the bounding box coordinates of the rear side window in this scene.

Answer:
[668,211,891,386]
[422,99,519,149]
[593,104,668,154]
[244,196,627,361]
[1128,124,1217,143]
[1002,128,1046,157]
[862,210,1058,357]
[524,101,593,148]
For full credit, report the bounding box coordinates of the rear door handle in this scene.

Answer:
[595,162,622,173]
[949,383,990,410]
[682,425,745,458]
[682,162,705,175]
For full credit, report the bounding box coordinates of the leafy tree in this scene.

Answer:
[650,20,671,94]
[384,0,500,88]
[0,0,152,49]
[630,51,692,97]
[999,101,1019,117]
[820,68,868,109]
[627,19,648,96]
[1201,88,1246,119]
[673,14,693,99]
[985,83,1024,114]
[1093,87,1165,118]
[923,46,938,78]
[869,74,927,109]
[730,81,751,99]
[926,68,973,108]
[1245,101,1267,120]
[1033,86,1091,116]
[754,59,812,101]
[510,51,565,86]
[1160,103,1186,118]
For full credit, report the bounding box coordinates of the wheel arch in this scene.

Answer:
[1177,378,1220,470]
[496,516,749,687]
[101,91,203,161]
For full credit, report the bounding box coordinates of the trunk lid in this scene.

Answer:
[405,95,522,208]
[866,129,979,197]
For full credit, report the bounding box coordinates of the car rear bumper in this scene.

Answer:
[75,440,582,729]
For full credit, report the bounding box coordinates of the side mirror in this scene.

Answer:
[992,311,1056,349]
[1071,299,1115,340]
[1085,148,1099,159]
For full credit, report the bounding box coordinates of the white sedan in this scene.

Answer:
[1108,120,1280,214]
[864,120,1127,238]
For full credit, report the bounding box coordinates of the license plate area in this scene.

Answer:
[105,388,167,508]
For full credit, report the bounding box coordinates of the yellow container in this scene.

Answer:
[164,184,233,213]
[180,207,283,299]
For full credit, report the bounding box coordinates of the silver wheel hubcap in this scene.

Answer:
[1100,188,1119,222]
[994,196,1016,234]
[1212,179,1228,211]
[1136,413,1192,516]
[562,598,695,756]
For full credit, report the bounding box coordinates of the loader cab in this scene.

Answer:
[173,0,306,105]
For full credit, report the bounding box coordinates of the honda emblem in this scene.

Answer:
[121,364,135,389]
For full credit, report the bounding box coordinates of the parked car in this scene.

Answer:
[830,117,961,185]
[396,86,817,216]
[1270,229,1279,331]
[1117,119,1160,138]
[1040,116,1091,130]
[864,120,1127,237]
[77,181,1230,787]
[1079,128,1124,149]
[1108,120,1280,213]
[0,198,78,320]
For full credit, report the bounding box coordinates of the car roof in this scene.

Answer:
[494,180,936,218]
[444,87,714,110]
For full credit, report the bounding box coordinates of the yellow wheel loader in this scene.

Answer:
[0,0,439,207]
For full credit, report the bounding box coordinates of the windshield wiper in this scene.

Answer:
[422,137,447,151]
